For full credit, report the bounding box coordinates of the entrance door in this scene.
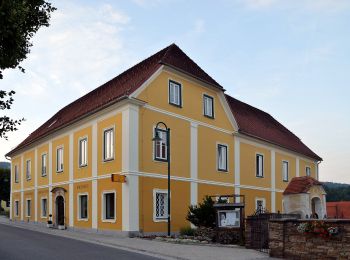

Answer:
[56,196,64,226]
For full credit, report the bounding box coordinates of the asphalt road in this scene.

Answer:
[0,224,161,260]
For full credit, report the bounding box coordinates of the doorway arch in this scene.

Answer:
[56,195,65,226]
[311,197,322,218]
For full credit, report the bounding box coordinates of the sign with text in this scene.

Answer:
[217,209,240,228]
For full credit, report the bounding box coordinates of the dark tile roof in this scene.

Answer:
[6,44,222,156]
[225,95,322,161]
[283,176,323,195]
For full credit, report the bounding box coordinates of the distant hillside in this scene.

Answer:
[323,182,350,202]
[0,162,10,170]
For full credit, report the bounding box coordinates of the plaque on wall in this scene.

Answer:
[217,209,240,228]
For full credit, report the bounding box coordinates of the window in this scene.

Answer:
[256,154,264,177]
[103,128,114,161]
[217,144,228,171]
[282,161,289,182]
[154,129,168,161]
[78,194,88,220]
[306,166,311,176]
[14,165,19,183]
[168,80,182,107]
[41,154,47,176]
[154,190,168,220]
[26,199,31,217]
[56,147,64,172]
[14,201,19,217]
[203,95,214,118]
[79,138,88,167]
[102,192,116,221]
[255,198,266,211]
[26,160,31,180]
[41,198,47,218]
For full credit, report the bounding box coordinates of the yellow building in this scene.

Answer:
[6,44,321,235]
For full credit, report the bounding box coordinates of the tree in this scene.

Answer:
[0,1,56,139]
[186,196,216,228]
[0,168,10,206]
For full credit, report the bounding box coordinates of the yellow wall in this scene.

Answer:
[240,188,271,216]
[240,142,271,188]
[275,152,296,190]
[139,177,190,232]
[52,135,70,183]
[137,71,234,131]
[73,126,92,179]
[73,181,92,228]
[12,157,21,191]
[23,150,35,189]
[300,159,316,178]
[198,183,234,202]
[97,114,122,175]
[37,143,49,187]
[139,108,191,178]
[198,127,234,183]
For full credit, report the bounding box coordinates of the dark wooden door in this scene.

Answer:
[56,196,64,226]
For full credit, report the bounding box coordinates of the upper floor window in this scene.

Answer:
[103,128,114,161]
[41,154,47,177]
[79,138,88,167]
[154,129,167,161]
[203,94,214,118]
[14,165,19,183]
[306,166,311,176]
[217,144,228,172]
[282,161,289,182]
[256,154,264,177]
[168,80,182,107]
[154,190,168,221]
[56,147,64,172]
[26,160,31,180]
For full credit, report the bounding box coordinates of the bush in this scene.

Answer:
[179,226,195,236]
[186,196,216,228]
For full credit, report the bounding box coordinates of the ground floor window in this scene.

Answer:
[153,190,168,221]
[255,198,266,212]
[102,191,116,221]
[14,201,19,217]
[78,194,88,220]
[26,199,31,217]
[41,198,47,217]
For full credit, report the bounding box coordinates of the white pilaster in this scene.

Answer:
[122,105,139,233]
[34,148,38,222]
[234,137,240,202]
[20,155,24,221]
[271,150,276,213]
[315,162,319,180]
[92,122,98,229]
[69,133,74,227]
[48,141,53,216]
[296,157,300,177]
[190,122,198,206]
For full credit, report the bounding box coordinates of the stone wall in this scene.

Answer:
[269,219,350,259]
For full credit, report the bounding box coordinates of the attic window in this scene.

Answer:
[48,119,57,128]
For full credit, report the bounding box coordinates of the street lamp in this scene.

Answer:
[152,122,171,236]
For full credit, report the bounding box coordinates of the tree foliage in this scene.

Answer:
[0,168,10,204]
[0,0,56,78]
[186,196,216,228]
[324,182,350,202]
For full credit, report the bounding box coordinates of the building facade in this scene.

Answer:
[7,44,322,235]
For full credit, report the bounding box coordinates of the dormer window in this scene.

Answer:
[168,80,182,107]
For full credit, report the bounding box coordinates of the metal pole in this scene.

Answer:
[167,128,171,236]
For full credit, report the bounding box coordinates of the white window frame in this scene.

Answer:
[255,197,266,210]
[203,94,214,118]
[256,153,264,178]
[14,200,19,217]
[153,128,168,161]
[168,80,182,107]
[26,199,31,217]
[103,127,115,161]
[56,146,64,173]
[101,190,116,223]
[26,160,31,180]
[153,189,169,222]
[77,193,89,221]
[282,160,289,182]
[78,137,88,167]
[41,153,47,177]
[14,165,19,183]
[306,166,311,176]
[217,143,228,172]
[41,197,48,218]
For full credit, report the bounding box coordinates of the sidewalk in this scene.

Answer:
[0,216,273,260]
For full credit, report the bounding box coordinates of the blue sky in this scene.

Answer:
[1,0,349,182]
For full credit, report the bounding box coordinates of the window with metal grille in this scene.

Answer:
[155,191,168,219]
